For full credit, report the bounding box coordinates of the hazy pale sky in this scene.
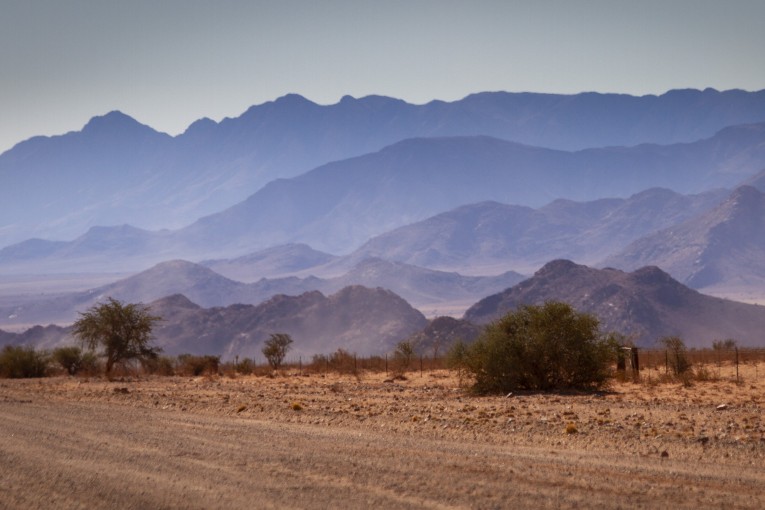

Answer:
[1,0,764,153]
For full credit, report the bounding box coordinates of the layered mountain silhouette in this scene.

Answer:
[347,188,727,274]
[0,286,428,358]
[202,243,338,280]
[0,258,521,329]
[464,260,765,347]
[178,125,765,256]
[3,88,765,248]
[5,121,761,275]
[148,286,427,358]
[603,186,765,291]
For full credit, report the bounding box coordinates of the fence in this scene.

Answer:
[630,347,765,384]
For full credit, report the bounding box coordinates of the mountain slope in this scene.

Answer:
[602,186,765,291]
[3,88,765,248]
[201,244,338,281]
[348,188,727,273]
[0,258,521,329]
[180,124,765,256]
[464,260,765,347]
[149,286,428,358]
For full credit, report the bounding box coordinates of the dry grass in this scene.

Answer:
[4,364,763,468]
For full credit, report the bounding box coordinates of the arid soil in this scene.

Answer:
[1,367,764,509]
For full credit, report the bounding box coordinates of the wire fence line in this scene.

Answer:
[225,348,765,383]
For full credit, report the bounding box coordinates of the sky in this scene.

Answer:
[1,0,764,153]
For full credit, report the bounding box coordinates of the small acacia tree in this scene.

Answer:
[72,298,162,375]
[394,340,415,370]
[661,335,691,376]
[463,301,614,394]
[262,333,293,370]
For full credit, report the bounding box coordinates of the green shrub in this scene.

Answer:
[262,333,293,371]
[235,357,255,375]
[661,336,691,376]
[463,301,614,394]
[52,346,98,375]
[0,345,49,378]
[143,355,176,376]
[393,340,415,371]
[177,354,220,376]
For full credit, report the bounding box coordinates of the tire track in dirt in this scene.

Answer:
[2,398,765,509]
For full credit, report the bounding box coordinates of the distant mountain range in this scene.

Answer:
[464,260,765,347]
[347,187,728,274]
[0,258,522,329]
[0,285,429,358]
[2,122,764,273]
[4,259,764,356]
[3,88,765,354]
[603,185,765,291]
[2,88,765,247]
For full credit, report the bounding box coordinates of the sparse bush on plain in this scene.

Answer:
[262,333,293,371]
[394,340,415,371]
[461,301,614,394]
[52,346,99,376]
[177,354,220,376]
[446,340,469,385]
[661,336,691,376]
[0,345,49,378]
[142,355,176,376]
[235,357,255,375]
[72,298,162,375]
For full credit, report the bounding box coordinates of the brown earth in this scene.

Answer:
[1,366,764,509]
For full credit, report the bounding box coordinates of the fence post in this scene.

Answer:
[735,347,740,384]
[385,354,388,376]
[632,347,640,381]
[420,355,423,377]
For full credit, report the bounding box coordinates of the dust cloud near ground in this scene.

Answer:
[1,368,764,509]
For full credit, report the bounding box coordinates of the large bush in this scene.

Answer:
[463,301,614,394]
[0,345,49,378]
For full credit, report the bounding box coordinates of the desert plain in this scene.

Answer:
[1,364,764,509]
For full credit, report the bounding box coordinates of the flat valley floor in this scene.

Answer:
[1,368,764,509]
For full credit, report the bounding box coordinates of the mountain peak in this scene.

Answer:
[81,111,158,137]
[274,93,315,106]
[534,259,582,277]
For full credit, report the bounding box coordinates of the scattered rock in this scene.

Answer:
[113,387,129,394]
[661,450,669,458]
[697,436,710,445]
[716,404,728,411]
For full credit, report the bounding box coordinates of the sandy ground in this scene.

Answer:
[1,368,764,509]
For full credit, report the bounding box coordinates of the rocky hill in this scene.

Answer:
[602,186,765,291]
[149,286,428,358]
[0,258,518,330]
[348,188,727,274]
[464,260,765,347]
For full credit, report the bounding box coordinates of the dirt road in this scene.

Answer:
[1,373,764,509]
